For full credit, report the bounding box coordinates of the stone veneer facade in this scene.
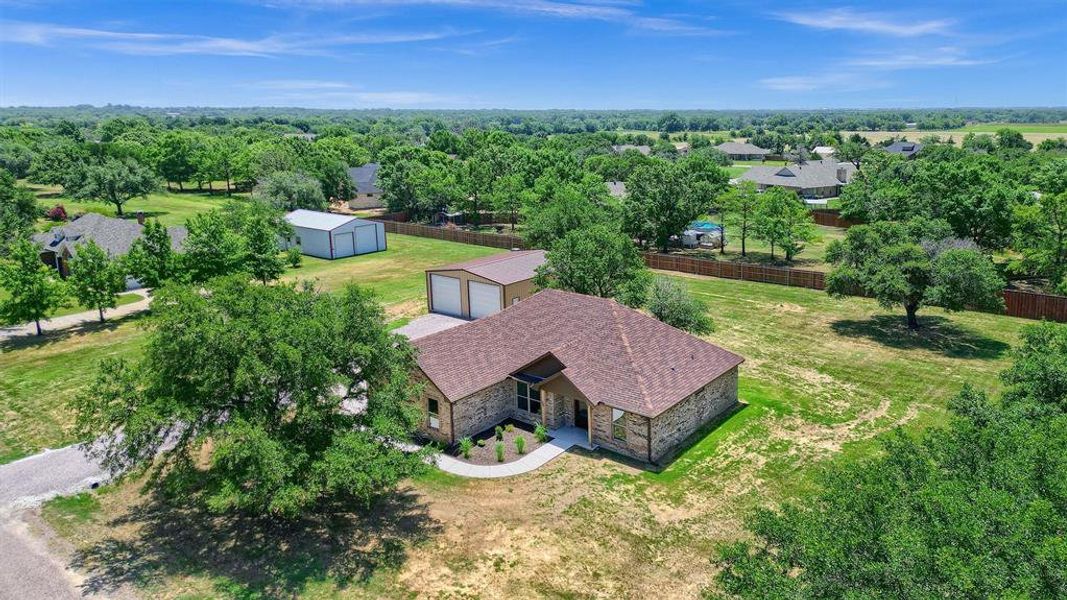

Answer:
[649,366,738,462]
[415,365,739,462]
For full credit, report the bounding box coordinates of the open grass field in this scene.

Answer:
[843,128,1063,147]
[29,183,236,228]
[0,234,501,465]
[958,122,1067,133]
[36,263,1030,598]
[685,223,846,272]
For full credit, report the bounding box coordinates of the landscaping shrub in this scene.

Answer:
[495,442,505,462]
[477,439,486,447]
[515,435,526,454]
[46,204,68,221]
[534,423,548,443]
[504,423,514,433]
[286,246,302,268]
[459,437,473,459]
[495,425,504,440]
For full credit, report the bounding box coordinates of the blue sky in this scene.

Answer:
[1,0,1064,109]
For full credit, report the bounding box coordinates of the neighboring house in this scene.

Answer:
[673,142,691,156]
[283,209,386,260]
[412,289,744,463]
[611,144,652,156]
[346,163,384,209]
[606,180,627,198]
[283,132,317,141]
[715,141,770,161]
[736,159,856,199]
[33,212,186,285]
[812,145,835,158]
[425,250,546,319]
[884,141,923,158]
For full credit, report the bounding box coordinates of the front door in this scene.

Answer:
[574,399,588,430]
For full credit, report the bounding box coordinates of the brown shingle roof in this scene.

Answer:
[413,289,743,417]
[427,250,546,285]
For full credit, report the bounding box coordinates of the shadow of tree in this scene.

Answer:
[830,314,1010,360]
[70,487,441,597]
[0,312,145,353]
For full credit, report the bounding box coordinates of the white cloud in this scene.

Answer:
[275,0,724,35]
[760,72,889,93]
[776,8,952,37]
[847,46,993,69]
[0,20,467,57]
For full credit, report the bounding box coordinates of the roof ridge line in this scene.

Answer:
[612,301,653,412]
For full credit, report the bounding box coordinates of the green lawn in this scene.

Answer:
[34,189,235,228]
[0,291,142,320]
[682,223,846,272]
[0,234,499,465]
[957,122,1067,134]
[37,266,1031,598]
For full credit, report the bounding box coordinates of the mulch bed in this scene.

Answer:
[449,418,551,465]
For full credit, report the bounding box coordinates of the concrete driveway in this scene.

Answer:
[394,313,467,340]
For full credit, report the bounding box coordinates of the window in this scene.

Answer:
[294,236,302,245]
[516,381,542,415]
[427,397,440,429]
[512,297,520,305]
[612,408,626,441]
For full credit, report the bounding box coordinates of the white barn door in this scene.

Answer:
[468,281,502,319]
[430,274,462,317]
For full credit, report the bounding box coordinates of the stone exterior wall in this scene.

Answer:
[590,403,650,461]
[650,367,738,463]
[413,371,453,445]
[543,392,565,429]
[450,380,514,440]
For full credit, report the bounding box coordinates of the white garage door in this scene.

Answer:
[469,281,502,319]
[354,226,378,255]
[430,274,462,317]
[333,232,355,257]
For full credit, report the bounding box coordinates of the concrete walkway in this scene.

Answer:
[0,289,151,342]
[433,427,592,479]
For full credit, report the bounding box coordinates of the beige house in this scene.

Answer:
[346,163,384,209]
[412,289,743,464]
[425,250,545,319]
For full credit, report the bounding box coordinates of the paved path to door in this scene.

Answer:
[0,289,151,342]
[433,427,592,478]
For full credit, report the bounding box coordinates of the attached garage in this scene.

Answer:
[283,209,386,260]
[430,274,462,317]
[468,280,502,319]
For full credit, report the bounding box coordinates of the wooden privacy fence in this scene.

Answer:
[1003,289,1067,322]
[644,253,826,290]
[645,253,1067,323]
[810,209,861,228]
[376,220,527,250]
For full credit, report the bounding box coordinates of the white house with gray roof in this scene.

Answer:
[715,141,770,161]
[736,159,856,199]
[283,209,386,259]
[33,212,187,285]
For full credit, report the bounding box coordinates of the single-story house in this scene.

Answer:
[346,163,384,209]
[812,145,835,158]
[283,209,386,260]
[33,212,186,286]
[611,144,652,156]
[425,250,546,319]
[412,289,744,463]
[673,142,691,156]
[884,141,923,158]
[606,180,627,198]
[715,141,770,161]
[736,159,856,199]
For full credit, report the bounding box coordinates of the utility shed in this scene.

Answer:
[283,209,386,259]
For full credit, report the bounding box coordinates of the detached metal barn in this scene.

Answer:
[283,209,386,259]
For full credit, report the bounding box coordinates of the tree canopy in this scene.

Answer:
[74,278,428,518]
[715,321,1067,600]
[534,223,651,307]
